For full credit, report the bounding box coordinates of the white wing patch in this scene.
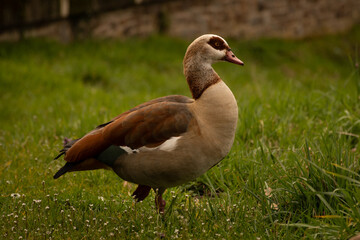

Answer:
[120,136,181,153]
[120,146,139,154]
[158,136,181,152]
[136,136,182,153]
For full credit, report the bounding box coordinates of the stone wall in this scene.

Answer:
[1,0,359,42]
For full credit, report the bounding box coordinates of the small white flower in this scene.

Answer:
[11,193,20,199]
[174,229,179,234]
[98,196,105,201]
[33,199,42,203]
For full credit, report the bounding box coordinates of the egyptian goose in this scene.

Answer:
[54,34,244,213]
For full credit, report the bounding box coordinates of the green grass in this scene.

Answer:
[1,27,360,239]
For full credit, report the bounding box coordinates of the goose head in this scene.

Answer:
[183,34,244,68]
[183,34,243,99]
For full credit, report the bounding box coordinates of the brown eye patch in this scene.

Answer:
[208,36,227,50]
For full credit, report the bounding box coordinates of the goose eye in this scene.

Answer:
[208,37,226,50]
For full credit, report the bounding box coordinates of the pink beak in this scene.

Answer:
[224,49,244,66]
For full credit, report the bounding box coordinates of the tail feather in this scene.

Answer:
[54,137,79,160]
[53,162,79,179]
[53,138,80,179]
[53,137,126,179]
[54,151,65,160]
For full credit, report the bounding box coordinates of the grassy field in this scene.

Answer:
[1,28,360,239]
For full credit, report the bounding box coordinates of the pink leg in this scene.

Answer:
[154,188,166,213]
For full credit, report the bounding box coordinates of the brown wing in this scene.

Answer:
[64,98,194,163]
[102,102,193,148]
[95,95,193,129]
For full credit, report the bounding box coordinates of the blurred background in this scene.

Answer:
[1,0,359,42]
